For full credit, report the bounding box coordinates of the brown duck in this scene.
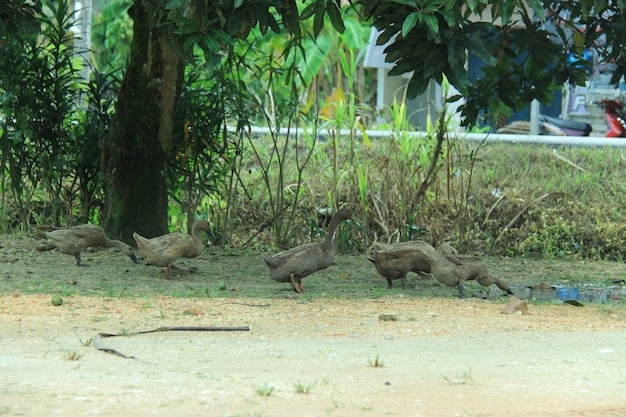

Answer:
[262,208,352,293]
[366,242,457,288]
[426,248,514,298]
[133,220,212,279]
[44,224,138,266]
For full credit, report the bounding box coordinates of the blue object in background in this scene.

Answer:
[556,287,580,300]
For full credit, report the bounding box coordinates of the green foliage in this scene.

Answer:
[91,0,132,73]
[0,1,123,229]
[168,55,245,235]
[356,0,619,127]
[0,0,42,37]
[0,0,84,227]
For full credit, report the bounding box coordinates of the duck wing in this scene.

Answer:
[263,243,330,281]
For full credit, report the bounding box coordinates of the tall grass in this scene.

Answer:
[224,126,626,260]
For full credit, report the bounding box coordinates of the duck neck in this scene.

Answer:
[321,213,344,251]
[190,222,203,242]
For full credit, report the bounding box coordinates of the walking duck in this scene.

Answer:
[262,208,352,293]
[133,220,212,279]
[426,247,514,298]
[365,242,457,288]
[44,224,138,266]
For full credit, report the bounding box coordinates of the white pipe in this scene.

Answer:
[232,126,626,148]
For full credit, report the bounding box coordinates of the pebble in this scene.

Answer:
[378,313,398,321]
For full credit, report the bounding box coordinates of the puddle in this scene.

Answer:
[510,283,626,303]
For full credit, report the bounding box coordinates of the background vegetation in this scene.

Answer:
[1,0,626,263]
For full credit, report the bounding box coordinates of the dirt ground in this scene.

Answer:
[1,234,626,417]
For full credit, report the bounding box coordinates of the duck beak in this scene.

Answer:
[130,253,139,264]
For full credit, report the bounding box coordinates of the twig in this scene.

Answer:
[94,326,250,362]
[98,326,250,338]
[93,335,152,363]
[553,149,588,172]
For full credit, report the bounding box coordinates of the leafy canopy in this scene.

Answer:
[357,0,625,125]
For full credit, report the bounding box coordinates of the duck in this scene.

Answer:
[133,220,212,279]
[365,242,458,288]
[262,208,352,293]
[44,224,138,266]
[425,247,514,298]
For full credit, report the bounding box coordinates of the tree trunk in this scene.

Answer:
[102,0,183,243]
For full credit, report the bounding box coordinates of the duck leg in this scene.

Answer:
[457,283,466,298]
[289,273,303,293]
[75,252,89,267]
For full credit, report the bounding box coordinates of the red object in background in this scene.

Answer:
[600,99,626,137]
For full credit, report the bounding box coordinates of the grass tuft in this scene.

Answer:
[293,380,317,394]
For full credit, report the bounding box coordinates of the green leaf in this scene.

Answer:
[165,0,187,10]
[327,2,345,34]
[234,0,244,9]
[300,2,320,20]
[406,73,430,98]
[423,14,439,36]
[402,12,418,37]
[313,6,325,37]
[500,0,515,25]
[391,0,417,6]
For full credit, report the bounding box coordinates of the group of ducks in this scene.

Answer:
[41,207,513,297]
[261,208,513,297]
[41,221,211,279]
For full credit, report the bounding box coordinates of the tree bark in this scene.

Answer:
[102,0,183,243]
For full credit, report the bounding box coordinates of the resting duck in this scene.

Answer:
[426,247,514,298]
[366,242,457,288]
[44,224,138,266]
[133,220,212,279]
[262,208,352,293]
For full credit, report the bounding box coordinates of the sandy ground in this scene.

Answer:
[1,294,625,417]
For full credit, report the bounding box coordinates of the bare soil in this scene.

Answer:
[1,234,626,417]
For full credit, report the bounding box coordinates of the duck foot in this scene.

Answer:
[165,264,196,279]
[289,273,303,293]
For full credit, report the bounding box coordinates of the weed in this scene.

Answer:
[368,355,384,368]
[79,336,94,347]
[330,396,344,409]
[293,380,317,394]
[442,368,474,385]
[254,383,274,396]
[103,283,128,298]
[119,328,131,336]
[64,350,83,361]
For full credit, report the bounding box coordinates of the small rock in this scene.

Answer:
[501,296,528,315]
[378,313,398,321]
[183,307,204,316]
